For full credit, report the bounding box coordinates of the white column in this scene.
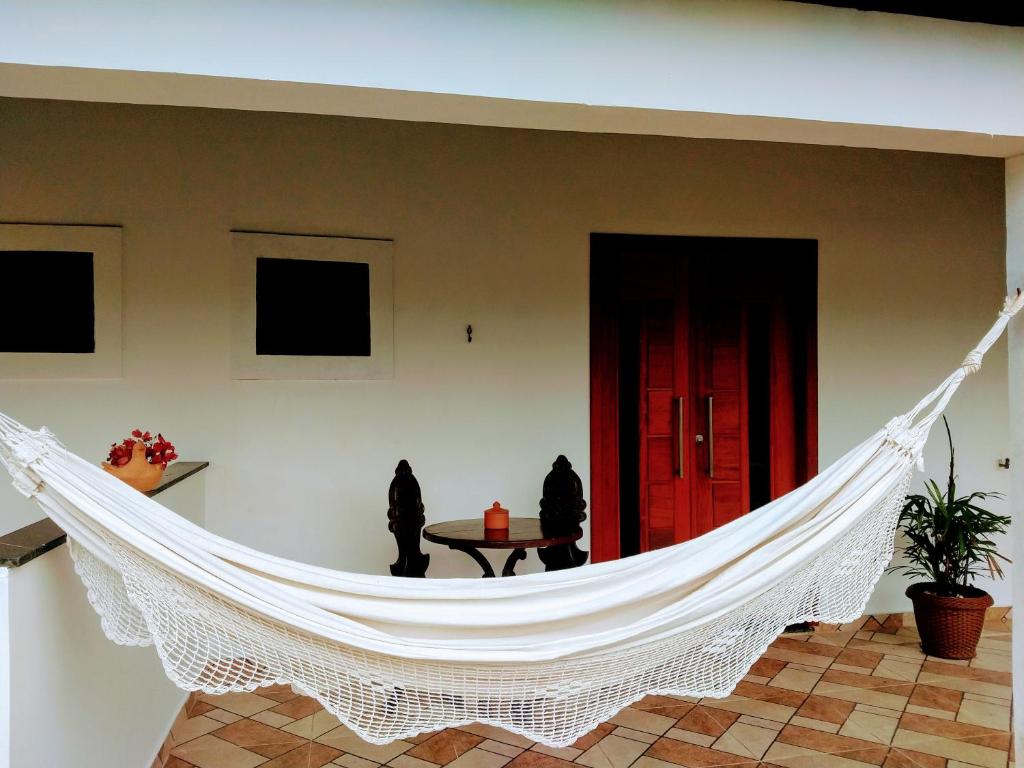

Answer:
[1007,154,1024,755]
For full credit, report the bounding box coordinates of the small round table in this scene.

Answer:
[423,518,583,577]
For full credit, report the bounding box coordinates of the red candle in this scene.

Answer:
[484,501,509,530]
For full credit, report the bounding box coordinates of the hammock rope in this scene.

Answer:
[0,293,1020,746]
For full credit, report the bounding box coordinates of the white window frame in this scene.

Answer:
[230,231,394,380]
[0,224,123,379]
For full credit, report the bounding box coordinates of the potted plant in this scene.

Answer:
[102,429,178,492]
[892,417,1010,659]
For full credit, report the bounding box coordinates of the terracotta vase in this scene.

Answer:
[103,441,164,492]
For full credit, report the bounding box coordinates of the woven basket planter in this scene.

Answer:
[906,582,992,660]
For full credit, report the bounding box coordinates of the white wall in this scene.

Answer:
[1,1,1023,154]
[1005,153,1023,757]
[0,97,1010,610]
[0,472,205,768]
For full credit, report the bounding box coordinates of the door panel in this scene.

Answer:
[638,300,682,552]
[590,235,817,562]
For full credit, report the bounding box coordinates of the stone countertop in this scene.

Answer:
[0,460,208,568]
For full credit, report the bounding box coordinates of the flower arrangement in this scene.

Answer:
[106,429,178,469]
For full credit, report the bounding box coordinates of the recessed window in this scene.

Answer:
[256,257,370,356]
[231,232,394,380]
[0,251,95,353]
[0,224,121,380]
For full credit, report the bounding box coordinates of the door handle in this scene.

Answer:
[677,396,684,479]
[707,395,714,479]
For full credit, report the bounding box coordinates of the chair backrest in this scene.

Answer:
[387,460,430,577]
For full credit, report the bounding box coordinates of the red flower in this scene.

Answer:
[106,430,177,469]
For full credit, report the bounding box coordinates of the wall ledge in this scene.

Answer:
[0,460,208,568]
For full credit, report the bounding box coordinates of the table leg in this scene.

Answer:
[448,544,496,577]
[502,548,527,577]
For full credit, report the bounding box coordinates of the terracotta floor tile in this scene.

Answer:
[665,727,717,747]
[392,754,444,768]
[837,710,899,746]
[908,685,962,713]
[775,724,889,765]
[677,706,740,737]
[529,744,581,761]
[407,729,485,764]
[795,694,855,725]
[504,750,574,768]
[768,668,821,694]
[206,709,244,725]
[635,695,696,719]
[749,658,787,679]
[712,722,776,759]
[165,757,196,768]
[281,709,341,739]
[700,695,796,724]
[199,692,279,717]
[847,642,926,662]
[170,734,268,768]
[646,736,761,766]
[333,754,379,768]
[456,724,534,749]
[251,710,295,729]
[172,714,225,746]
[187,699,218,718]
[914,672,1012,701]
[478,739,527,757]
[880,747,947,768]
[576,733,649,768]
[920,661,1011,687]
[260,742,344,768]
[444,749,512,768]
[956,697,1010,731]
[732,681,806,708]
[897,712,1011,750]
[904,705,954,722]
[821,669,915,696]
[891,729,1008,768]
[570,723,615,751]
[761,741,878,768]
[788,716,841,734]
[269,695,323,720]
[873,659,921,683]
[608,707,676,735]
[212,718,307,758]
[771,637,842,658]
[612,726,659,744]
[255,684,301,703]
[762,647,840,669]
[316,725,413,762]
[837,649,884,670]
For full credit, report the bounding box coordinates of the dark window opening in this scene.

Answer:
[256,257,371,356]
[0,251,95,353]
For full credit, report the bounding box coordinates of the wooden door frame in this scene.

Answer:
[589,234,818,563]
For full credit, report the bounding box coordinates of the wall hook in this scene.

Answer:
[466,324,473,343]
[998,457,1010,469]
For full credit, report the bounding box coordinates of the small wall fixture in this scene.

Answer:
[466,324,473,343]
[998,457,1010,469]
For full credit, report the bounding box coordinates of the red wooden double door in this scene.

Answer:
[590,236,817,561]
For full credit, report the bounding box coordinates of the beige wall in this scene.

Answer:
[0,98,1010,611]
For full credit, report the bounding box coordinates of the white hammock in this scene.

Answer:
[0,294,1019,747]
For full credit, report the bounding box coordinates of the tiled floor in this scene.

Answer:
[156,611,1014,768]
